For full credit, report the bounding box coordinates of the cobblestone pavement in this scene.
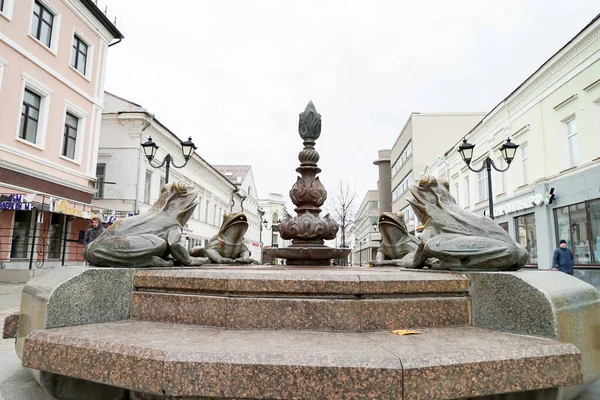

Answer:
[0,282,599,399]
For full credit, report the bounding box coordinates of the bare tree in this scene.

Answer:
[327,181,357,249]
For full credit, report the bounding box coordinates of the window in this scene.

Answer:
[62,112,78,159]
[392,171,412,201]
[401,205,414,222]
[0,0,4,13]
[496,157,507,194]
[94,163,106,198]
[453,182,459,205]
[71,35,88,75]
[272,212,279,223]
[499,222,509,233]
[521,144,529,184]
[516,213,537,264]
[195,195,202,220]
[391,141,413,177]
[213,204,217,225]
[20,89,41,143]
[0,0,14,19]
[31,1,54,48]
[159,176,166,189]
[478,170,488,201]
[555,201,596,265]
[10,211,32,259]
[368,201,379,210]
[566,118,580,167]
[48,213,64,259]
[144,170,152,203]
[463,175,470,207]
[205,200,209,222]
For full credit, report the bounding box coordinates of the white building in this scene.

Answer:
[95,92,242,249]
[258,193,291,264]
[352,190,380,266]
[442,13,600,270]
[213,165,262,260]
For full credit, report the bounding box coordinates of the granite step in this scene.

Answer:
[131,268,471,332]
[21,320,583,400]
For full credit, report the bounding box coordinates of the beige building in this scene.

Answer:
[258,193,291,264]
[0,0,122,277]
[390,113,485,232]
[442,13,600,270]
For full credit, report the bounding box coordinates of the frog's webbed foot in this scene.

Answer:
[167,228,209,266]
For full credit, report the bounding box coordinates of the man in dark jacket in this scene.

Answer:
[552,239,574,275]
[83,217,104,246]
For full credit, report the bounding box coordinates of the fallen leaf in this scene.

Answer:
[390,329,422,336]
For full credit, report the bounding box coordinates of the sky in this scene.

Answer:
[102,0,599,210]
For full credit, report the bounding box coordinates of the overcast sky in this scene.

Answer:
[103,1,599,209]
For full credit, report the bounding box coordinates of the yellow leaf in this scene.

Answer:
[390,329,422,336]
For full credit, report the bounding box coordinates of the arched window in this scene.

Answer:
[247,186,252,196]
[272,212,279,223]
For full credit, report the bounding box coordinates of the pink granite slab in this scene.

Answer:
[21,321,582,400]
[2,312,19,339]
[368,326,583,399]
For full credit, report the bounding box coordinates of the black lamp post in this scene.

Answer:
[141,136,197,184]
[355,238,366,266]
[457,137,519,220]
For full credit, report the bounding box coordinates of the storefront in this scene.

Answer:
[0,192,115,269]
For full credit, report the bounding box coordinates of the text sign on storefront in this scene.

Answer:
[494,194,545,217]
[0,194,33,211]
[50,198,91,219]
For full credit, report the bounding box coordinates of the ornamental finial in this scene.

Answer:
[298,101,321,142]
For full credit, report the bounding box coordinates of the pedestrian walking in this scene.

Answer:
[83,217,104,246]
[552,239,574,275]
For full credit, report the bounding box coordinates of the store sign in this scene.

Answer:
[50,198,91,219]
[494,194,545,217]
[0,194,33,211]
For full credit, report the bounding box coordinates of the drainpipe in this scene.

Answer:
[134,112,155,214]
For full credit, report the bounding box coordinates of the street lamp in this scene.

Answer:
[355,238,367,266]
[141,136,197,184]
[457,137,519,220]
[263,219,282,247]
[372,220,378,231]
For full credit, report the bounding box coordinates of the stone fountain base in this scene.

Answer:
[6,265,600,399]
[266,244,350,265]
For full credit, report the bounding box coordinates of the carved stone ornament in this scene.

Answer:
[279,211,338,241]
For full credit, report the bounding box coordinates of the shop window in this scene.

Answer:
[516,213,537,264]
[589,199,600,264]
[10,211,32,258]
[48,213,64,259]
[569,203,590,265]
[555,201,596,265]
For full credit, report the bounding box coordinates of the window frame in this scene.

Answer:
[144,170,152,203]
[59,100,87,164]
[93,163,106,199]
[0,0,14,21]
[28,0,61,55]
[69,28,94,80]
[566,117,580,167]
[477,170,489,202]
[0,58,6,94]
[16,73,51,150]
[521,143,530,185]
[20,88,41,144]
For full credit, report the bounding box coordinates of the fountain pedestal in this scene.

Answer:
[266,101,349,265]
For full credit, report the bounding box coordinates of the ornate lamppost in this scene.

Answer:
[457,137,519,220]
[141,136,197,184]
[263,218,282,247]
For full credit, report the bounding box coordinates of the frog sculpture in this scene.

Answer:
[370,212,419,268]
[407,176,527,271]
[190,212,254,264]
[83,182,209,267]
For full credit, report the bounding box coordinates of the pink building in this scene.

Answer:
[0,0,122,279]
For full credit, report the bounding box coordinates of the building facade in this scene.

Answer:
[351,190,380,266]
[442,14,600,269]
[390,112,485,233]
[96,92,243,252]
[0,0,122,277]
[213,165,262,260]
[258,193,291,264]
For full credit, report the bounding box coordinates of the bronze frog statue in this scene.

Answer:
[407,176,527,271]
[190,212,254,264]
[370,212,419,268]
[83,182,209,267]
